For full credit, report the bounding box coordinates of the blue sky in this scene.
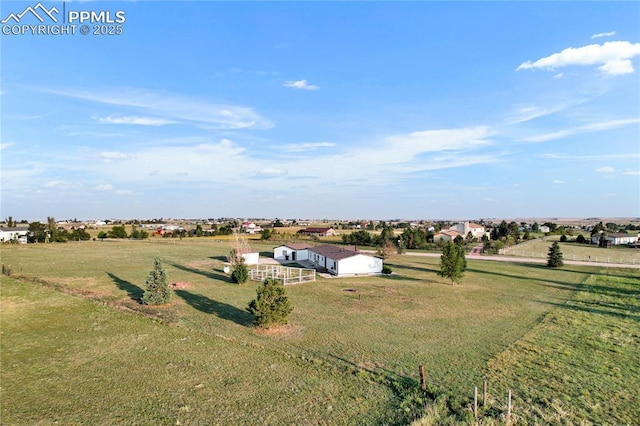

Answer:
[1,1,639,221]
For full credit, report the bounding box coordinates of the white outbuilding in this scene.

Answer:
[273,243,312,262]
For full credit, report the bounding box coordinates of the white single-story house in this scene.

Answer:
[433,230,462,242]
[449,222,486,239]
[591,233,639,246]
[273,243,312,262]
[539,225,551,233]
[0,227,29,243]
[306,244,382,276]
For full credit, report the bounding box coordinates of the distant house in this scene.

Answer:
[307,244,382,276]
[539,225,551,233]
[591,233,639,246]
[297,227,336,237]
[241,222,263,234]
[0,227,29,243]
[448,222,486,239]
[433,230,462,242]
[273,243,313,262]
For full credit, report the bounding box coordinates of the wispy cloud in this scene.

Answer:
[595,166,615,174]
[255,168,288,178]
[516,41,640,76]
[95,115,175,126]
[542,152,640,161]
[280,142,336,152]
[92,183,135,195]
[623,170,640,176]
[100,151,133,161]
[45,87,273,130]
[0,142,14,150]
[522,118,640,143]
[283,80,319,90]
[591,31,616,39]
[553,179,565,184]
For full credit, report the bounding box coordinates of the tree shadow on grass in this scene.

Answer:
[518,262,639,280]
[174,289,252,326]
[170,262,231,283]
[542,300,640,322]
[107,272,143,303]
[210,255,228,262]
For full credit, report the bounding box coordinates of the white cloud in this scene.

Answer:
[595,166,615,174]
[92,183,134,195]
[256,168,288,178]
[280,142,336,152]
[96,115,175,126]
[552,72,564,79]
[0,142,14,150]
[522,118,640,143]
[542,153,640,161]
[623,170,640,176]
[591,31,616,39]
[100,151,132,160]
[283,80,319,90]
[553,180,565,184]
[516,41,640,76]
[45,87,273,130]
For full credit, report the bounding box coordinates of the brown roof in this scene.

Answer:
[469,223,484,228]
[298,227,332,234]
[436,230,462,237]
[308,244,360,260]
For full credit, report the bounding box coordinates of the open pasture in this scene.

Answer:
[2,239,638,424]
[502,238,640,265]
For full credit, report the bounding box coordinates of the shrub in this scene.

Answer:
[247,279,293,328]
[382,265,393,274]
[231,261,249,284]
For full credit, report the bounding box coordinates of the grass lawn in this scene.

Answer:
[502,239,640,264]
[1,239,638,423]
[486,267,640,424]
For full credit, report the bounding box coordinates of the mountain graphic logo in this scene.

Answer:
[1,3,59,24]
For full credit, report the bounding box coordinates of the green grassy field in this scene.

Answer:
[1,239,638,424]
[501,238,640,264]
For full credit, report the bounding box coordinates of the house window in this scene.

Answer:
[332,261,336,270]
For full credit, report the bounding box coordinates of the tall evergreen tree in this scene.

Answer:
[546,241,564,267]
[142,257,172,305]
[247,279,293,328]
[438,241,467,285]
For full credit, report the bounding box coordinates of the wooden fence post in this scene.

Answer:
[507,390,512,423]
[483,377,488,407]
[419,365,426,393]
[473,386,478,419]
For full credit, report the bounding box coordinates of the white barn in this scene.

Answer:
[307,244,382,276]
[591,233,639,246]
[273,243,312,262]
[0,227,29,243]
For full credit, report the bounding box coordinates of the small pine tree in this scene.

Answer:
[231,259,249,284]
[438,241,467,285]
[142,257,172,305]
[247,278,293,328]
[547,241,564,267]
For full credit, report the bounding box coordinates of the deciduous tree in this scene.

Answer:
[438,241,467,285]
